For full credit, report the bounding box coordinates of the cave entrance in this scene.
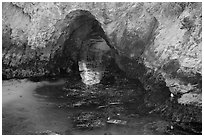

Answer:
[79,37,111,85]
[61,10,112,85]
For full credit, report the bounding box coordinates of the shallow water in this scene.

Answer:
[2,78,171,135]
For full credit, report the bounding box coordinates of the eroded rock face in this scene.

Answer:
[103,2,202,106]
[2,2,202,132]
[103,2,202,131]
[2,4,114,80]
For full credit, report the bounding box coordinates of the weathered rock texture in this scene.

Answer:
[2,2,202,132]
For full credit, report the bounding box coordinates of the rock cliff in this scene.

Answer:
[2,2,202,133]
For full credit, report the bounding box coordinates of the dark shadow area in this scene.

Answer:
[32,75,171,135]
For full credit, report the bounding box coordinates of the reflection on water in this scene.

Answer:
[2,78,172,135]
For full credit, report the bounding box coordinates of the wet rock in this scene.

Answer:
[72,112,105,129]
[150,99,202,135]
[178,93,202,106]
[107,119,127,125]
[145,120,170,133]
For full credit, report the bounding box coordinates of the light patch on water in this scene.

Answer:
[78,61,102,85]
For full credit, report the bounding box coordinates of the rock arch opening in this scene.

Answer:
[56,10,117,85]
